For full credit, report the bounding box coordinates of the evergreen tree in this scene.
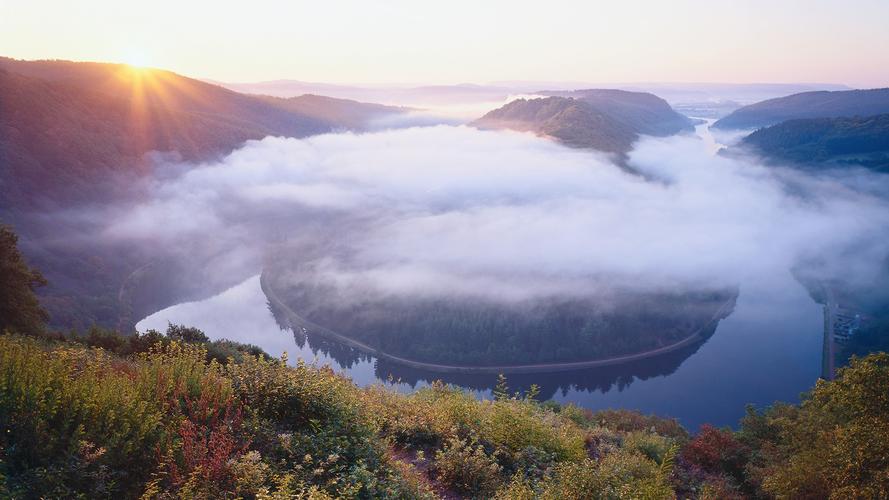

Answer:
[0,225,48,334]
[493,374,509,400]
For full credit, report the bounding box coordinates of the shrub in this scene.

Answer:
[85,324,126,351]
[680,424,750,485]
[759,353,889,498]
[433,436,502,497]
[588,408,689,440]
[529,451,674,500]
[623,431,676,464]
[165,323,210,344]
[0,334,420,498]
[480,399,587,462]
[0,336,166,496]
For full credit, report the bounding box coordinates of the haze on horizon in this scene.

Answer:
[2,0,889,88]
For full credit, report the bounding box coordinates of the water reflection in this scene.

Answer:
[138,271,820,430]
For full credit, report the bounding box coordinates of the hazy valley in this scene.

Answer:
[2,4,889,495]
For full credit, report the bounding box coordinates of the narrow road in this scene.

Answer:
[821,284,838,380]
[261,272,737,374]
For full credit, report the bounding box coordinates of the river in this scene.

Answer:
[137,122,824,430]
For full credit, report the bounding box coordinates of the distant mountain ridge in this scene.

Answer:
[0,57,405,209]
[260,94,411,130]
[472,97,637,153]
[540,89,695,136]
[216,79,515,106]
[740,113,889,171]
[471,89,693,154]
[215,79,851,109]
[713,88,889,130]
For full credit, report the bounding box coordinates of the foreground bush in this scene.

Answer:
[0,334,427,498]
[2,330,889,498]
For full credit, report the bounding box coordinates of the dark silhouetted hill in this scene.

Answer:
[541,88,695,137]
[472,97,637,153]
[0,57,405,209]
[472,90,693,154]
[740,113,889,171]
[260,93,409,130]
[713,88,889,130]
[0,57,405,331]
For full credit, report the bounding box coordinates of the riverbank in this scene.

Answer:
[260,271,738,374]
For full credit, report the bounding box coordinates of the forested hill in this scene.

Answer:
[0,57,405,210]
[260,93,411,130]
[472,89,693,155]
[472,96,639,153]
[540,88,695,137]
[741,113,889,171]
[713,88,889,130]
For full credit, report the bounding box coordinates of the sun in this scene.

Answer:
[122,52,153,70]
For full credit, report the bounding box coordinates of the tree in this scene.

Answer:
[0,225,48,334]
[751,353,889,498]
[165,323,209,344]
[493,374,509,401]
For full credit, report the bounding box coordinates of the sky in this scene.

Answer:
[2,0,889,87]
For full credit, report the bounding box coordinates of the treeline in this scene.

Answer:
[742,113,889,170]
[36,322,269,366]
[280,279,732,366]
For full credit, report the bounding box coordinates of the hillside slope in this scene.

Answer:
[261,93,409,130]
[0,58,407,331]
[472,97,638,153]
[541,88,694,137]
[0,58,404,209]
[713,88,889,130]
[740,113,889,171]
[472,89,692,155]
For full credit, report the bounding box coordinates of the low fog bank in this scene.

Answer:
[366,93,554,129]
[98,125,889,311]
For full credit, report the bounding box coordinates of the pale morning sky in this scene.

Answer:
[2,0,888,87]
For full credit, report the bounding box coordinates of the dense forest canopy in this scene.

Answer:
[472,89,693,155]
[741,113,889,171]
[270,270,735,366]
[713,88,889,130]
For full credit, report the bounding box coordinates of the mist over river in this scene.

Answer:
[134,120,841,430]
[138,269,822,430]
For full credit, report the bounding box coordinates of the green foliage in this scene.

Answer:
[0,225,48,334]
[743,113,889,171]
[0,336,169,497]
[587,408,690,440]
[165,323,210,344]
[21,322,270,366]
[4,320,889,498]
[433,436,502,497]
[509,452,674,500]
[0,333,423,498]
[493,373,509,401]
[759,353,889,498]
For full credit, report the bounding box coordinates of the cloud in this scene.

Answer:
[102,125,889,304]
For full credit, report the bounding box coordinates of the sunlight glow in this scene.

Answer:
[2,0,889,86]
[122,52,152,70]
